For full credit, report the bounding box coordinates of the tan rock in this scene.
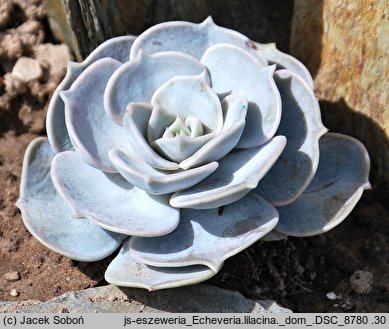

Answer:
[9,289,19,297]
[3,73,28,95]
[17,20,45,47]
[3,271,21,281]
[0,0,12,29]
[34,43,72,74]
[291,0,389,190]
[349,270,373,295]
[17,20,42,35]
[0,33,24,60]
[11,57,43,82]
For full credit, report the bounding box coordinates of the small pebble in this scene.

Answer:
[340,297,354,311]
[107,296,118,302]
[12,57,43,82]
[17,20,41,35]
[34,44,72,74]
[349,270,373,294]
[0,0,12,29]
[326,291,337,300]
[9,289,19,297]
[3,271,21,281]
[58,308,69,313]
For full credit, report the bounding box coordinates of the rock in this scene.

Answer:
[0,0,12,29]
[3,73,28,95]
[17,20,42,35]
[13,0,45,21]
[3,271,21,281]
[326,291,337,300]
[291,0,389,192]
[0,33,24,60]
[34,43,72,74]
[17,20,45,47]
[0,284,292,313]
[349,270,373,294]
[11,57,43,82]
[9,289,19,297]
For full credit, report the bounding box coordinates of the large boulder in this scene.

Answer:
[291,0,389,198]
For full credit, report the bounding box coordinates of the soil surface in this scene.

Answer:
[1,0,388,312]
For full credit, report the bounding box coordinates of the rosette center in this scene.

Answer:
[162,115,204,138]
[147,75,223,163]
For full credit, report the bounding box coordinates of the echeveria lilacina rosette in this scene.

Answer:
[16,17,371,291]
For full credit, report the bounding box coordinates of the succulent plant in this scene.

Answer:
[17,17,370,290]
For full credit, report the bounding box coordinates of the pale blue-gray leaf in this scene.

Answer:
[255,70,327,206]
[220,92,249,131]
[105,239,216,290]
[123,103,179,170]
[16,138,125,261]
[104,50,208,125]
[256,42,314,88]
[50,151,180,237]
[81,35,137,65]
[147,99,213,146]
[201,44,281,148]
[150,75,223,135]
[170,136,286,209]
[276,133,371,237]
[46,63,77,153]
[179,93,248,169]
[130,16,268,65]
[60,58,126,173]
[130,193,278,272]
[261,230,288,242]
[109,148,218,195]
[46,36,136,153]
[152,134,214,163]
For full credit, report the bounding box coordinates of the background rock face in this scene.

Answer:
[44,0,294,60]
[291,0,389,198]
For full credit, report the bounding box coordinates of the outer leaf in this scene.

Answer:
[130,194,278,272]
[105,239,216,290]
[255,69,327,206]
[16,138,125,261]
[46,36,136,153]
[51,151,180,237]
[130,16,268,64]
[256,42,314,88]
[276,133,371,237]
[60,58,126,173]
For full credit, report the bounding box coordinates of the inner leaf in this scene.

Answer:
[162,115,204,138]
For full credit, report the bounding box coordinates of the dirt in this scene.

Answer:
[0,0,388,312]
